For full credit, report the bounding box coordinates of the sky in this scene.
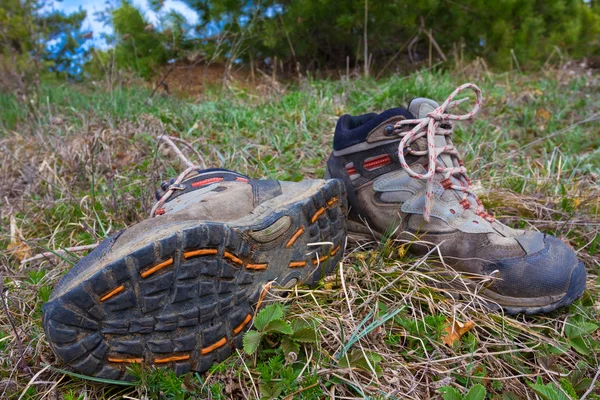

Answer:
[49,0,200,48]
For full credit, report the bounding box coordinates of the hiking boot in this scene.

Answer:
[325,83,586,315]
[43,168,346,380]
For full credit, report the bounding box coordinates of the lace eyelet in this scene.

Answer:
[384,125,395,136]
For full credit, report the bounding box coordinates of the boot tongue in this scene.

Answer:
[408,98,453,168]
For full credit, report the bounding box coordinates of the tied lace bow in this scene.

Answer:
[395,83,492,222]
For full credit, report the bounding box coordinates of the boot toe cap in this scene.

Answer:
[483,234,586,309]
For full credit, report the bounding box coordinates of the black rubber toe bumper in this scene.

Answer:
[483,235,587,315]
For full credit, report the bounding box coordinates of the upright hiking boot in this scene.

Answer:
[43,168,346,380]
[325,83,586,315]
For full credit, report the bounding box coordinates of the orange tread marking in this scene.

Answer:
[141,258,174,278]
[100,285,124,301]
[184,249,218,258]
[233,314,252,335]
[286,227,305,248]
[311,207,326,223]
[201,337,227,355]
[246,263,268,270]
[288,261,307,268]
[327,197,338,206]
[223,251,243,265]
[330,245,341,256]
[313,255,329,265]
[154,354,190,363]
[108,357,142,363]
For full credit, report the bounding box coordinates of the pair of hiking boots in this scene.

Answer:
[42,84,586,380]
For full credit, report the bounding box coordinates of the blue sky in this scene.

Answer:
[50,0,199,48]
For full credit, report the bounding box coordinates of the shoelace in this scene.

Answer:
[150,135,204,217]
[395,83,493,223]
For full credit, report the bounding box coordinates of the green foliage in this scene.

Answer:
[254,355,321,400]
[338,349,383,376]
[564,315,599,355]
[439,384,487,400]
[243,303,318,356]
[0,69,598,399]
[0,0,91,83]
[25,269,46,285]
[528,377,572,400]
[111,1,168,78]
[184,0,600,71]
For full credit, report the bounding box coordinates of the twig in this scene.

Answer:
[20,244,99,265]
[0,273,31,375]
[161,135,207,169]
[17,365,50,400]
[510,49,522,73]
[376,34,416,79]
[363,0,369,77]
[147,63,174,101]
[580,366,600,400]
[236,349,260,399]
[423,28,447,61]
[282,382,319,400]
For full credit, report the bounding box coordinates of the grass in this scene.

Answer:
[0,65,599,399]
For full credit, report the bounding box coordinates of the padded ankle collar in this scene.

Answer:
[333,107,414,151]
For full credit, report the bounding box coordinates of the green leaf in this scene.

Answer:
[564,321,598,338]
[291,327,318,343]
[568,337,590,355]
[439,386,464,400]
[558,378,578,399]
[263,319,293,335]
[254,304,284,331]
[281,336,300,355]
[465,384,486,400]
[338,350,383,376]
[291,318,313,332]
[502,392,526,400]
[528,382,571,400]
[243,330,263,355]
[260,382,282,400]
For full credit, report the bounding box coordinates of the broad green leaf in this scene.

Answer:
[548,343,569,354]
[564,320,598,338]
[568,337,590,355]
[281,336,300,355]
[291,327,318,343]
[558,378,578,399]
[338,350,383,376]
[291,318,313,332]
[439,386,463,400]
[260,382,282,400]
[528,382,571,400]
[254,304,284,331]
[465,384,486,400]
[243,330,263,355]
[263,319,293,335]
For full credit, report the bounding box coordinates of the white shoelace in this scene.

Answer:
[395,83,492,222]
[150,135,203,217]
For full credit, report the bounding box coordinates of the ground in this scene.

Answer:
[0,64,599,399]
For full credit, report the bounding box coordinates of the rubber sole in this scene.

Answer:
[347,227,587,315]
[43,180,347,380]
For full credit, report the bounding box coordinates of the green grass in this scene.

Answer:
[0,67,598,399]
